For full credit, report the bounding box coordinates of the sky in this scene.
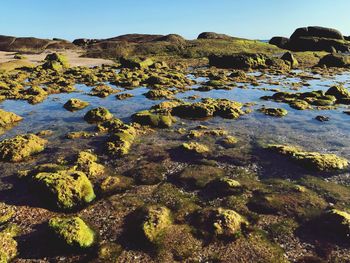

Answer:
[0,0,349,41]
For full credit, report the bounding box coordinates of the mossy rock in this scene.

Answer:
[204,177,242,197]
[131,162,166,185]
[0,134,47,162]
[96,118,124,133]
[267,144,349,171]
[74,151,105,178]
[320,209,350,241]
[97,242,123,262]
[141,206,172,243]
[49,216,96,248]
[120,57,154,69]
[106,124,136,157]
[64,98,89,111]
[84,107,113,123]
[145,89,175,100]
[33,170,96,210]
[172,102,216,119]
[132,110,176,128]
[42,53,69,71]
[219,135,238,148]
[0,229,17,263]
[0,109,22,127]
[115,93,134,100]
[259,107,288,117]
[89,84,118,98]
[0,203,15,225]
[180,142,210,155]
[325,85,350,101]
[194,208,248,239]
[289,100,311,110]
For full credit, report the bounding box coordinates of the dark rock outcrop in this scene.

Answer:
[0,35,76,52]
[197,32,232,40]
[269,26,350,53]
[318,54,350,67]
[269,37,289,49]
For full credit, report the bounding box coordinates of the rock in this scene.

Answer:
[33,170,96,210]
[321,209,350,241]
[0,203,15,225]
[89,84,118,98]
[42,53,69,71]
[0,134,47,162]
[197,32,232,40]
[325,85,350,101]
[49,216,96,248]
[0,109,22,127]
[84,107,113,123]
[177,165,224,189]
[290,26,344,40]
[115,93,134,100]
[155,34,186,44]
[205,178,242,197]
[145,89,175,100]
[259,107,288,117]
[196,208,247,238]
[74,151,105,178]
[180,142,209,155]
[64,98,89,111]
[315,115,330,122]
[219,135,238,148]
[0,227,17,262]
[269,37,290,49]
[318,54,350,68]
[281,52,298,68]
[267,144,349,171]
[141,206,172,243]
[120,57,154,69]
[132,110,175,128]
[106,124,136,156]
[209,53,268,69]
[289,100,311,110]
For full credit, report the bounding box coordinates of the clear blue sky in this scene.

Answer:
[0,0,349,41]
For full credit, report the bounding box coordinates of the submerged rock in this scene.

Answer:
[49,216,96,248]
[267,144,349,171]
[132,110,175,128]
[64,98,89,111]
[84,107,113,123]
[33,170,96,210]
[259,107,288,117]
[0,134,47,162]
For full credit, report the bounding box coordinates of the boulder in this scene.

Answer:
[42,53,69,71]
[269,37,289,49]
[119,57,154,69]
[33,170,96,210]
[131,110,175,128]
[84,107,113,123]
[290,26,344,40]
[325,85,350,101]
[64,98,89,111]
[281,52,299,68]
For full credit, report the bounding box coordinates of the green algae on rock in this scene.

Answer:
[219,135,238,148]
[84,107,113,123]
[181,142,210,155]
[33,170,96,210]
[0,134,47,162]
[89,84,119,98]
[132,110,176,128]
[106,124,137,156]
[63,98,89,111]
[0,228,17,263]
[325,85,350,103]
[49,216,96,248]
[0,203,15,225]
[267,144,349,171]
[115,93,134,100]
[74,151,105,178]
[142,206,172,243]
[0,109,22,127]
[42,53,69,71]
[259,107,288,117]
